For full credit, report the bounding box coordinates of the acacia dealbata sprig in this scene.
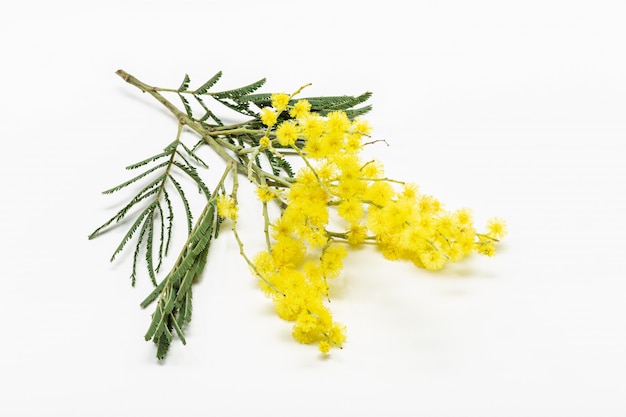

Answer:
[91,70,506,360]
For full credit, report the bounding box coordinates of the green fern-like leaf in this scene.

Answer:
[264,149,295,178]
[303,92,373,116]
[89,179,162,239]
[216,99,257,117]
[102,161,169,195]
[344,105,373,118]
[130,206,153,286]
[110,202,157,262]
[161,188,175,257]
[142,201,217,360]
[171,160,211,198]
[193,94,223,125]
[235,91,373,119]
[177,74,191,92]
[234,92,272,106]
[168,175,193,235]
[179,141,208,169]
[90,138,211,287]
[178,93,193,118]
[125,151,171,170]
[194,71,222,95]
[211,78,266,100]
[144,210,157,284]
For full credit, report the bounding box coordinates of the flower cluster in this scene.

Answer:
[223,92,508,354]
[102,71,509,360]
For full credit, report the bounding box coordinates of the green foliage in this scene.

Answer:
[178,93,193,118]
[193,71,222,95]
[304,92,373,111]
[264,149,295,178]
[236,92,374,118]
[172,73,372,124]
[177,74,191,92]
[141,201,218,359]
[174,74,267,122]
[89,138,210,286]
[211,78,267,100]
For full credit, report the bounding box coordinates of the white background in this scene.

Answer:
[1,0,625,415]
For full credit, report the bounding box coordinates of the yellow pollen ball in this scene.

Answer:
[259,136,271,148]
[276,120,299,147]
[260,107,278,127]
[289,99,311,119]
[271,93,290,112]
